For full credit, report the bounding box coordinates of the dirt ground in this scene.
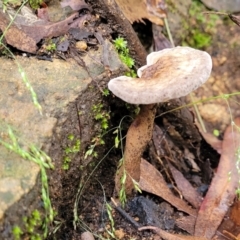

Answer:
[45,1,240,240]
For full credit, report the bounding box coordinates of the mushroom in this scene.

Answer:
[108,46,212,195]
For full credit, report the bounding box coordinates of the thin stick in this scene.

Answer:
[164,17,175,47]
[164,17,206,132]
[202,11,228,16]
[190,93,207,133]
[111,198,141,229]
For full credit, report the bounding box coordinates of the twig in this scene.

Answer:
[138,226,158,231]
[202,11,228,16]
[190,93,207,133]
[111,198,141,229]
[164,13,207,134]
[163,17,175,47]
[75,102,82,165]
[75,102,82,139]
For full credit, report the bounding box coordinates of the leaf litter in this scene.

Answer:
[194,118,240,239]
[0,0,91,53]
[138,117,240,239]
[2,0,240,239]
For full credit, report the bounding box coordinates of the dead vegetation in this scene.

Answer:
[1,0,240,239]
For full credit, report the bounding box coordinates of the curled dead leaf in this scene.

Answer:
[139,226,207,240]
[194,118,240,239]
[115,0,164,25]
[0,10,37,53]
[139,159,197,216]
[169,164,202,209]
[195,121,222,154]
[60,0,90,11]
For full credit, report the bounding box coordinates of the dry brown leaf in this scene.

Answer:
[139,226,207,240]
[0,7,80,53]
[115,0,164,25]
[0,0,91,53]
[222,230,240,240]
[230,200,240,226]
[194,118,240,239]
[176,216,196,235]
[152,24,172,51]
[169,164,202,209]
[139,159,197,216]
[229,14,240,28]
[60,0,89,11]
[37,8,50,21]
[195,122,222,154]
[146,0,167,18]
[0,10,37,53]
[20,12,79,43]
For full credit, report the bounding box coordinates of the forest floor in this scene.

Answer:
[1,0,240,239]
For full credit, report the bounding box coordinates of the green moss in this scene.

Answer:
[2,0,22,8]
[62,134,81,170]
[183,29,212,48]
[45,40,57,52]
[181,0,219,49]
[29,0,43,10]
[113,37,137,77]
[92,103,110,131]
[164,0,176,13]
[12,226,23,240]
[84,103,110,159]
[12,210,43,240]
[102,88,110,97]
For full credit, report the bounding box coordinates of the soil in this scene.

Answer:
[45,0,150,239]
[46,1,240,240]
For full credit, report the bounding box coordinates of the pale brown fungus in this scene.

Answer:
[108,46,212,104]
[108,46,212,195]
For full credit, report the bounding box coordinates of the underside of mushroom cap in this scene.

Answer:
[108,46,212,104]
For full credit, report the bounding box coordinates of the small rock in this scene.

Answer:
[81,231,95,240]
[128,196,162,228]
[199,103,230,128]
[57,39,70,52]
[115,228,125,239]
[75,41,88,51]
[201,0,240,12]
[218,56,227,65]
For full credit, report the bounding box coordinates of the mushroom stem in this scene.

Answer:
[115,104,157,195]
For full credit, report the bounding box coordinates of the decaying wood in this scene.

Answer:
[87,0,148,67]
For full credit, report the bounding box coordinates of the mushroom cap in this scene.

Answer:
[108,46,212,104]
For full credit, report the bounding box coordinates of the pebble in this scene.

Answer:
[81,231,95,240]
[115,228,125,239]
[75,41,88,51]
